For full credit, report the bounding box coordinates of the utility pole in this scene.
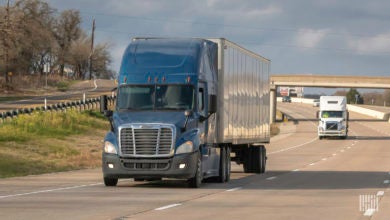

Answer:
[89,18,95,80]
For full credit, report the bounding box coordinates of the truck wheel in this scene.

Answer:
[243,146,253,173]
[248,145,266,174]
[259,146,266,174]
[218,146,231,183]
[225,146,231,182]
[104,177,118,186]
[188,152,202,188]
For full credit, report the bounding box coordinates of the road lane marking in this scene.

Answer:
[292,169,300,172]
[154,203,182,211]
[0,183,102,199]
[266,176,277,180]
[226,187,242,192]
[384,180,390,184]
[377,191,385,196]
[309,163,315,166]
[321,158,327,161]
[333,153,337,156]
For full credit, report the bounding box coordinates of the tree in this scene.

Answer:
[14,0,56,78]
[53,9,81,77]
[346,88,363,104]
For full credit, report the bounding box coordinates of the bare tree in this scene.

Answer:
[53,9,81,77]
[12,0,55,78]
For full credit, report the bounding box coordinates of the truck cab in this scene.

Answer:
[317,96,349,139]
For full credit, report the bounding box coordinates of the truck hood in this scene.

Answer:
[113,111,187,128]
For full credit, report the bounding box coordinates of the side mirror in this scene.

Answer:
[182,110,193,132]
[208,94,217,114]
[104,110,113,118]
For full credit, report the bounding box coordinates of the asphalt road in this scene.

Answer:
[0,102,389,220]
[0,79,116,112]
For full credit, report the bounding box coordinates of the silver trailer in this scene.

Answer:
[209,38,271,173]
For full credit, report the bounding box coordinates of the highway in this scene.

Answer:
[0,79,116,112]
[0,102,389,219]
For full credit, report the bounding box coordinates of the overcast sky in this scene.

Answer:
[46,0,390,84]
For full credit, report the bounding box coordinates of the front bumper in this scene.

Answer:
[318,129,347,136]
[102,152,198,180]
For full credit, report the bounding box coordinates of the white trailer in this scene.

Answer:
[317,96,349,139]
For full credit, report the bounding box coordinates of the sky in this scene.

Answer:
[18,1,390,93]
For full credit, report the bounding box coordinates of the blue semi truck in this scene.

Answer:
[101,38,270,187]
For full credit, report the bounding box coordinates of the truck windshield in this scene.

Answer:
[321,111,343,118]
[117,85,195,111]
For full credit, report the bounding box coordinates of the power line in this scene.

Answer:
[79,11,390,41]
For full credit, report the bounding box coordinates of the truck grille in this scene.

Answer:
[119,125,174,157]
[326,122,338,130]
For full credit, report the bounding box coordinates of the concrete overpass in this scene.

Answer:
[269,74,390,122]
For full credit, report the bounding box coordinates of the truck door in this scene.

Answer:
[198,82,219,177]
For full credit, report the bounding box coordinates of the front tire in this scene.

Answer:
[188,152,202,188]
[104,177,118,186]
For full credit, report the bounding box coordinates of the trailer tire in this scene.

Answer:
[218,146,227,183]
[225,146,231,182]
[258,146,266,174]
[188,152,202,188]
[104,177,118,186]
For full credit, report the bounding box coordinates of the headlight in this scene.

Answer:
[176,141,193,154]
[104,141,117,154]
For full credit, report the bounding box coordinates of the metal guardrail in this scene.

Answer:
[0,95,116,122]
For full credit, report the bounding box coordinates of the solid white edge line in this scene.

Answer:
[364,209,376,217]
[309,163,315,166]
[322,158,327,161]
[292,169,300,172]
[0,183,102,199]
[384,180,390,184]
[266,176,277,180]
[154,203,182,211]
[226,187,242,192]
[377,191,385,196]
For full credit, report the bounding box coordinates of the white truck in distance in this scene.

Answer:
[317,96,349,139]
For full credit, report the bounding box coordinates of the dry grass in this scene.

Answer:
[0,110,109,178]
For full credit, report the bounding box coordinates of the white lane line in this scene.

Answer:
[266,176,277,180]
[0,183,102,199]
[364,209,376,217]
[384,180,390,184]
[347,147,351,149]
[340,150,345,153]
[268,137,318,155]
[309,163,315,166]
[226,187,242,192]
[322,158,327,161]
[333,153,337,156]
[377,191,385,196]
[154,203,182,211]
[292,169,300,172]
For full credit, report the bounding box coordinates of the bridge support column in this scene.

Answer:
[270,87,277,123]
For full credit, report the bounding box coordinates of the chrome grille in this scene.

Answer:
[326,122,338,130]
[119,125,174,157]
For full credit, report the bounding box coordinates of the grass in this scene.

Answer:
[0,110,109,178]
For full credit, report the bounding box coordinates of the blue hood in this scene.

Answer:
[113,111,187,129]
